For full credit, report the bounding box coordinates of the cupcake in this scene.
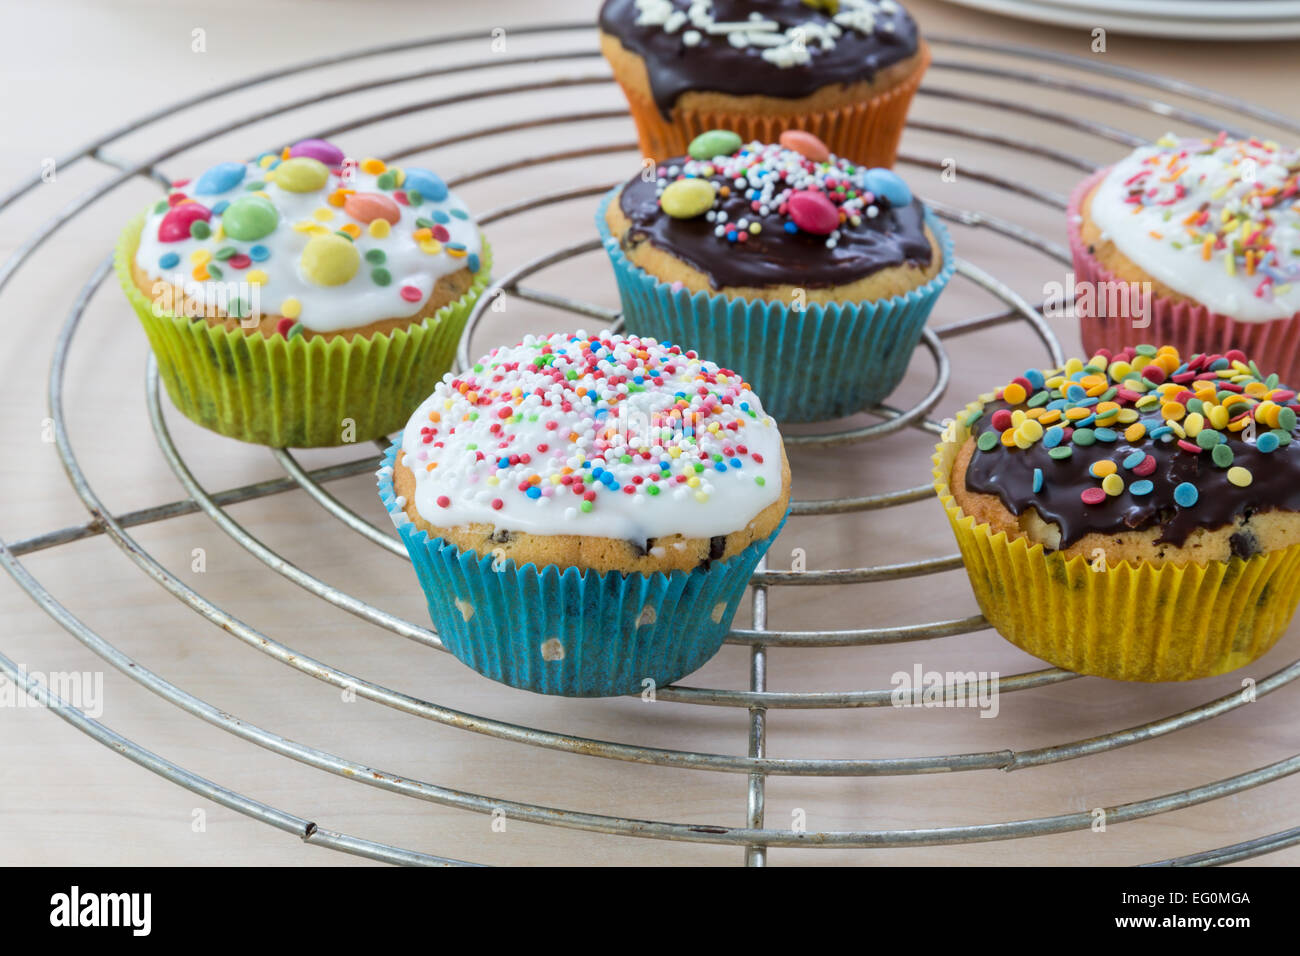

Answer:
[377,330,791,697]
[116,138,491,447]
[597,129,953,421]
[1069,132,1300,387]
[934,344,1300,682]
[598,0,929,166]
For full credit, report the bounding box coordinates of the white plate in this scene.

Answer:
[937,0,1300,38]
[1030,0,1300,19]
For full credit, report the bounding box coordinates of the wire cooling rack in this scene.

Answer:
[4,21,1300,867]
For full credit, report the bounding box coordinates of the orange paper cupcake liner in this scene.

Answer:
[933,410,1300,682]
[614,41,930,166]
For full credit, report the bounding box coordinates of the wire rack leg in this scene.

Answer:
[746,559,769,866]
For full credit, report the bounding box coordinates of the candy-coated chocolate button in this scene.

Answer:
[289,138,345,166]
[273,157,329,193]
[300,234,360,286]
[862,167,912,206]
[778,129,829,162]
[688,129,743,160]
[193,162,246,195]
[220,196,279,241]
[787,189,839,234]
[158,203,212,242]
[660,178,716,218]
[402,168,448,202]
[343,191,401,225]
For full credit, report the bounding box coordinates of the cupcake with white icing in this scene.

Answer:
[377,330,791,696]
[1069,132,1300,385]
[115,138,491,446]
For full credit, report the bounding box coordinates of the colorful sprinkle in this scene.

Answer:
[967,344,1299,529]
[1227,466,1253,487]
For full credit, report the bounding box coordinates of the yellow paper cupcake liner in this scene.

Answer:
[115,214,492,447]
[932,408,1300,682]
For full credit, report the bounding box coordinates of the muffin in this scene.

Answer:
[116,138,491,447]
[597,129,953,421]
[934,344,1300,682]
[377,330,791,697]
[599,0,928,167]
[1069,132,1300,387]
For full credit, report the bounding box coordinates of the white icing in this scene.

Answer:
[1089,134,1300,322]
[135,150,481,333]
[631,0,890,69]
[399,331,785,541]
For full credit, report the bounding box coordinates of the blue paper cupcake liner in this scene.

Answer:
[377,444,786,697]
[596,186,955,423]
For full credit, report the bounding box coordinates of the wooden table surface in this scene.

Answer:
[2,0,1299,866]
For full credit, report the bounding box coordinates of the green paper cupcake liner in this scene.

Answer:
[116,214,492,447]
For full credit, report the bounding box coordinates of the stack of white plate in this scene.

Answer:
[936,0,1300,39]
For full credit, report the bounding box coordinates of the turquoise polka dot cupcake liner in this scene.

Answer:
[596,186,955,423]
[377,443,787,697]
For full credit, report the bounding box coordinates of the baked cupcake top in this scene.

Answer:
[396,331,785,540]
[613,129,932,289]
[134,138,482,334]
[598,0,920,115]
[1086,132,1300,321]
[956,344,1300,549]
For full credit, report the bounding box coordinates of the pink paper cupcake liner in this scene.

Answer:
[1067,167,1300,385]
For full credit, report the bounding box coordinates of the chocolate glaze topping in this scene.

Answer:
[616,157,933,290]
[599,0,920,117]
[962,351,1300,549]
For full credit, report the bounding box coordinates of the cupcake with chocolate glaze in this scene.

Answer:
[378,330,791,697]
[935,344,1300,682]
[599,0,928,166]
[597,128,953,421]
[1069,132,1300,387]
[116,138,491,447]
